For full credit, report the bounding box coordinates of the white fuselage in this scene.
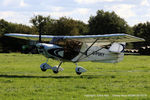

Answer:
[36,42,124,63]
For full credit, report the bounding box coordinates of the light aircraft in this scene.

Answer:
[5,33,144,75]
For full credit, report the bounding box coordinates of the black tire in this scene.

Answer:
[53,70,59,74]
[76,72,82,75]
[41,68,47,72]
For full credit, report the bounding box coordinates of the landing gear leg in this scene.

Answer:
[46,58,49,63]
[52,61,63,74]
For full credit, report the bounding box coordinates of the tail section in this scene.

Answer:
[109,42,126,53]
[72,42,126,63]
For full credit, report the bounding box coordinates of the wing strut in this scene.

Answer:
[84,38,99,55]
[75,38,99,63]
[83,47,104,59]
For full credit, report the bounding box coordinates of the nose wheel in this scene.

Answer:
[40,59,63,74]
[40,63,52,72]
[75,67,82,75]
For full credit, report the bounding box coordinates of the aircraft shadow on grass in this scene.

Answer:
[0,74,102,79]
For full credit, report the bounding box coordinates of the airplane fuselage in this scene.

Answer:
[36,41,124,63]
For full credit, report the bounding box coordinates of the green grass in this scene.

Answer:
[0,53,150,100]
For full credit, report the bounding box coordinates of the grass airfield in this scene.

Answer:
[0,53,150,100]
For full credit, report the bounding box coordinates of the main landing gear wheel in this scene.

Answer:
[53,70,59,74]
[75,66,87,75]
[51,66,59,74]
[52,62,63,74]
[76,71,82,75]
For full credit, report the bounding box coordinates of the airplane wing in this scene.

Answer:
[5,33,145,43]
[4,33,54,41]
[64,34,145,43]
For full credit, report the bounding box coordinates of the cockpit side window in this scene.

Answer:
[63,39,83,60]
[50,37,65,46]
[50,38,83,60]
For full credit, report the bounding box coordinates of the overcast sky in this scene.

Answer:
[0,0,150,26]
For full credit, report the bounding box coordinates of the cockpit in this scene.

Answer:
[50,37,83,60]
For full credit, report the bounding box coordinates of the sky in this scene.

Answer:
[0,0,150,26]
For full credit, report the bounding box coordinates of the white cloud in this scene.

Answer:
[42,5,64,12]
[2,0,28,7]
[33,8,90,23]
[2,0,12,6]
[74,8,90,15]
[0,11,32,25]
[20,0,28,7]
[33,8,90,18]
[106,4,136,19]
[67,8,90,22]
[51,6,64,12]
[143,9,150,20]
[0,11,15,19]
[74,0,122,4]
[141,0,150,6]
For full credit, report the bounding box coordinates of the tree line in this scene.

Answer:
[0,10,150,53]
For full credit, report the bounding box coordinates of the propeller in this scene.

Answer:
[35,27,43,54]
[39,27,42,43]
[36,31,43,52]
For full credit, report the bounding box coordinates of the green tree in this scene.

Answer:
[0,19,37,52]
[30,15,53,41]
[51,17,88,35]
[30,15,53,34]
[0,19,9,37]
[76,21,89,35]
[30,15,88,36]
[133,22,150,47]
[52,17,80,35]
[7,23,37,34]
[88,10,131,35]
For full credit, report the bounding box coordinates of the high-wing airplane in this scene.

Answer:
[5,33,144,75]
